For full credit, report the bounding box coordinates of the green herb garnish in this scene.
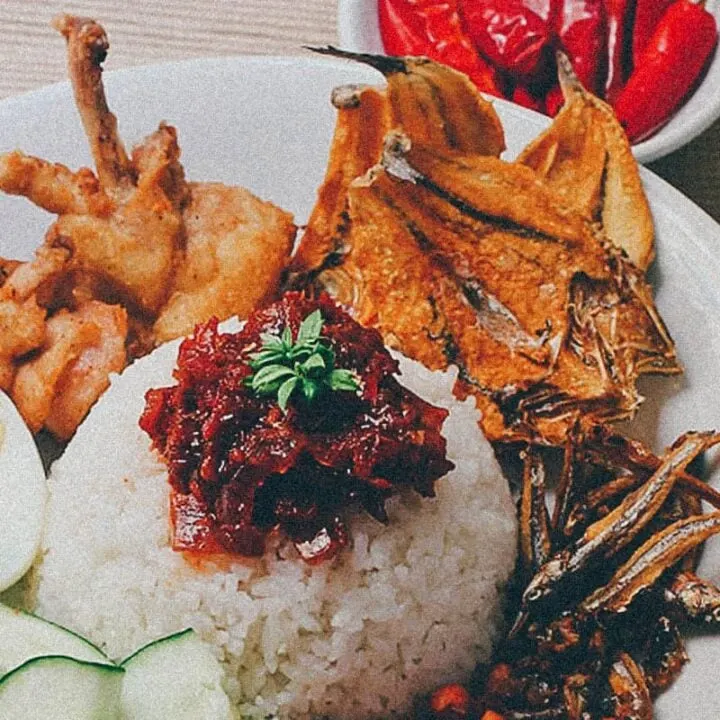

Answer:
[247,309,360,411]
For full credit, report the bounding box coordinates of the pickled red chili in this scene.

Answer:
[614,0,718,141]
[378,0,719,139]
[459,0,552,79]
[378,0,502,95]
[140,292,453,564]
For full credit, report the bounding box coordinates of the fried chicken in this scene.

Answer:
[0,248,69,391]
[12,301,128,439]
[0,15,295,437]
[154,183,295,343]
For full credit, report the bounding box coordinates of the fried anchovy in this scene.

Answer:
[665,571,720,623]
[551,424,584,538]
[516,433,713,616]
[582,512,720,614]
[504,708,567,720]
[520,447,552,575]
[582,426,720,509]
[608,652,652,720]
[562,673,592,720]
[643,615,688,696]
[495,384,633,437]
[573,434,714,558]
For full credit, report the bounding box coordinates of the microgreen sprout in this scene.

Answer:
[247,309,360,411]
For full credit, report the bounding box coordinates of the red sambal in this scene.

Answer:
[140,292,454,563]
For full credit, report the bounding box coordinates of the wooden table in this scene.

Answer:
[0,0,717,222]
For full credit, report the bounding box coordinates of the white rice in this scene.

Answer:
[34,325,517,718]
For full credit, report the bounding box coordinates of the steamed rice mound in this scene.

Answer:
[35,328,517,718]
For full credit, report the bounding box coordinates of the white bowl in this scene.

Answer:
[337,0,720,163]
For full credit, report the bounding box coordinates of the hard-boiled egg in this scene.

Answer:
[0,392,47,593]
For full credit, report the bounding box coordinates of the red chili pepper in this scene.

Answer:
[458,0,553,79]
[555,0,607,94]
[614,0,718,141]
[544,84,565,116]
[603,0,632,102]
[378,0,503,95]
[429,683,471,715]
[632,0,676,67]
[512,83,547,112]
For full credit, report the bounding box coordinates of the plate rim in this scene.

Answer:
[0,53,717,241]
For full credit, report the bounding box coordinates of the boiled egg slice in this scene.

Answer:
[0,391,47,593]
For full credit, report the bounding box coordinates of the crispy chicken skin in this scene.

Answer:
[154,183,294,343]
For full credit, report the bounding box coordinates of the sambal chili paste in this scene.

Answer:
[140,292,454,563]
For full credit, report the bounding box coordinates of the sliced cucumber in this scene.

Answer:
[0,604,110,676]
[121,628,234,720]
[0,655,123,720]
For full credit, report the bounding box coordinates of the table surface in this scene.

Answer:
[0,0,717,222]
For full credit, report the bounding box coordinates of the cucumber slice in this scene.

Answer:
[0,604,110,676]
[121,629,234,719]
[0,391,47,593]
[0,655,123,720]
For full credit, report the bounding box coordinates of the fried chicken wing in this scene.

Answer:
[154,183,295,343]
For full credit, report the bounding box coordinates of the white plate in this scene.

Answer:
[0,55,718,718]
[337,0,720,164]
